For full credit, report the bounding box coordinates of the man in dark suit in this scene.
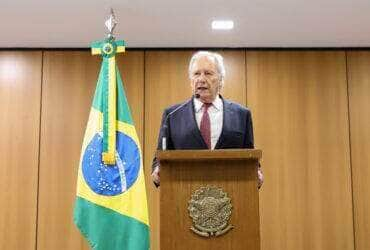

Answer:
[151,51,263,188]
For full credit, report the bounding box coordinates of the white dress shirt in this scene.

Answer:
[193,95,223,149]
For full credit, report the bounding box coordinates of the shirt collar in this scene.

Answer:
[194,95,222,113]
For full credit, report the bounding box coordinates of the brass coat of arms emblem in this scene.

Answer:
[188,186,234,237]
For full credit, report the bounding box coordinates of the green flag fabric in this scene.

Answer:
[73,38,150,250]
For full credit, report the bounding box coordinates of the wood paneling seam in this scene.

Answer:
[345,51,357,250]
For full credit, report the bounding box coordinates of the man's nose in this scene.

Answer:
[198,73,207,81]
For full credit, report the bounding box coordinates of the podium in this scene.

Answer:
[156,149,262,250]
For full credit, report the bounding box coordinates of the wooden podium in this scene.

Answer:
[156,149,262,250]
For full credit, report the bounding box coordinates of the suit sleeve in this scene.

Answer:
[151,109,174,173]
[245,109,261,170]
[245,109,255,149]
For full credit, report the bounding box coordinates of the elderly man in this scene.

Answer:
[151,51,263,188]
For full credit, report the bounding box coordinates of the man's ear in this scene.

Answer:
[218,80,223,90]
[218,75,224,88]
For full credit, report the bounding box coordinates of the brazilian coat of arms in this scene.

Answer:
[188,186,234,237]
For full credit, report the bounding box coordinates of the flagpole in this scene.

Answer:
[101,8,121,165]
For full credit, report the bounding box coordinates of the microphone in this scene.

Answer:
[162,96,197,150]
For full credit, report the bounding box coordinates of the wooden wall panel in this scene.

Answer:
[117,51,145,144]
[2,49,367,250]
[219,50,246,104]
[246,51,354,250]
[0,52,42,250]
[347,51,370,250]
[37,51,144,250]
[145,50,193,250]
[144,50,246,250]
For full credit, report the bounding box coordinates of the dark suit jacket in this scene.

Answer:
[152,96,254,172]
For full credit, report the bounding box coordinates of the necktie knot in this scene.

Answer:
[203,103,212,111]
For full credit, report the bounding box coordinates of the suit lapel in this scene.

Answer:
[184,98,208,149]
[215,98,232,149]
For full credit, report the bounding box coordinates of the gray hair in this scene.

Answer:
[188,51,226,86]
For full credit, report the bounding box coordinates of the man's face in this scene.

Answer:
[190,56,221,103]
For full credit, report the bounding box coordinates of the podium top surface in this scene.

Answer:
[156,149,262,161]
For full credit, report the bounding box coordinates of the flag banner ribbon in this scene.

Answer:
[91,38,125,165]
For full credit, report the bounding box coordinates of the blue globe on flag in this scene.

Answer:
[82,131,140,196]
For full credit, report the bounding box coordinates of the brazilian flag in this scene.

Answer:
[73,38,150,250]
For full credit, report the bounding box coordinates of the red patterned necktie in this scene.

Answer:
[200,103,212,149]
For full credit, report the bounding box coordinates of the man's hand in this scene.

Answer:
[257,167,264,189]
[151,165,160,186]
